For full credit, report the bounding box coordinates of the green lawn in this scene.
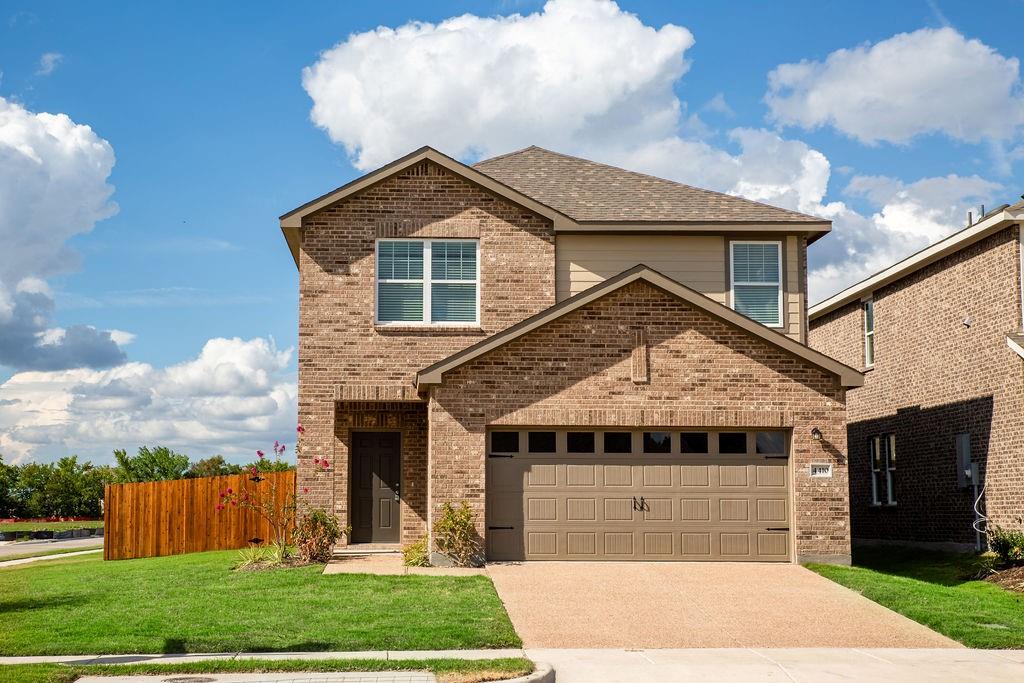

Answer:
[0,547,102,563]
[0,521,103,533]
[807,546,1024,648]
[0,550,520,655]
[0,658,532,683]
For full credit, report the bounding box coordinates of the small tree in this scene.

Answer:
[217,425,329,564]
[113,446,190,482]
[187,455,242,478]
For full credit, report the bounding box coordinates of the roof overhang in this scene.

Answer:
[558,221,831,243]
[810,207,1024,321]
[278,146,574,267]
[416,265,864,390]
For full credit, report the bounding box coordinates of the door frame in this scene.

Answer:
[348,429,403,544]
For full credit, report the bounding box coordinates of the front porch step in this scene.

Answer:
[334,543,402,556]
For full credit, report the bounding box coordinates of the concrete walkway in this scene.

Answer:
[0,649,527,666]
[527,647,1024,682]
[76,674,434,683]
[4,649,1023,681]
[488,561,959,648]
[0,548,101,568]
[0,536,102,558]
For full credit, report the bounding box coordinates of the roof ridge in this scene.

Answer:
[477,145,827,223]
[473,145,542,167]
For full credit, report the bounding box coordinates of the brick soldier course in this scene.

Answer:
[283,145,861,564]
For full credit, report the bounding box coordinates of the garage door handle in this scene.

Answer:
[766,527,789,531]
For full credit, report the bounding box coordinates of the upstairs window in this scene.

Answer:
[863,299,875,368]
[870,434,896,505]
[731,241,782,327]
[376,239,479,325]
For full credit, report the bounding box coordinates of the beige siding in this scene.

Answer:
[557,234,804,340]
[557,234,727,303]
[786,235,802,341]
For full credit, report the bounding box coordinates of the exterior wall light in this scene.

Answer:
[811,427,823,441]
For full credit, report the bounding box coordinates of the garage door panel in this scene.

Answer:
[603,465,633,486]
[487,429,791,562]
[604,498,636,521]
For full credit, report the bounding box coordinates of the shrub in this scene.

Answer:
[402,536,430,567]
[234,544,274,569]
[432,501,481,567]
[294,509,341,563]
[989,526,1024,565]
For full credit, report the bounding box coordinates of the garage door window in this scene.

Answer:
[528,431,557,453]
[680,432,709,453]
[756,432,786,454]
[566,431,595,453]
[490,431,519,454]
[719,432,747,454]
[604,432,632,453]
[643,432,672,453]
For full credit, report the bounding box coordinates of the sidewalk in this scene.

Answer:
[0,649,527,666]
[0,536,103,558]
[0,548,101,568]
[526,647,1024,682]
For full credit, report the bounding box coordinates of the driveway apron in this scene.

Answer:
[487,561,959,649]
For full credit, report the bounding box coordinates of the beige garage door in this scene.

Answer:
[486,429,790,562]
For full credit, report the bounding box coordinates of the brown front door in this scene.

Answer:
[351,432,401,543]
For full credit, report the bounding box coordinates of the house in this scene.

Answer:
[281,146,862,565]
[809,203,1024,550]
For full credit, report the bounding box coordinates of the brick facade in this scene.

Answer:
[296,160,555,540]
[430,281,851,563]
[809,227,1024,546]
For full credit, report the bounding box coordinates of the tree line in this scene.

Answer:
[0,447,292,519]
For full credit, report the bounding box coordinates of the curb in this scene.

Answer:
[507,662,554,682]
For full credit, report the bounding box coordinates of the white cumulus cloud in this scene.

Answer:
[0,337,297,464]
[766,27,1024,145]
[0,96,117,285]
[303,0,694,170]
[807,174,1000,298]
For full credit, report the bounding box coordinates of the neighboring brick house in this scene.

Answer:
[281,146,862,565]
[809,203,1024,549]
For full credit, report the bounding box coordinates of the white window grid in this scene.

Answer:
[729,240,784,328]
[375,238,480,326]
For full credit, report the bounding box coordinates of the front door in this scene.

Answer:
[351,432,401,543]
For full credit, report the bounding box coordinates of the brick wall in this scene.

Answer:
[809,227,1024,545]
[430,280,851,563]
[295,160,555,530]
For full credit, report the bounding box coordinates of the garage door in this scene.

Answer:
[486,429,790,562]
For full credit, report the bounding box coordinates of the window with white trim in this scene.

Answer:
[870,434,896,505]
[863,299,875,368]
[730,241,782,327]
[376,239,479,324]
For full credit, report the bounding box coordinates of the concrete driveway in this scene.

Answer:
[487,562,959,649]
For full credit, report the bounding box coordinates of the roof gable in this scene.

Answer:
[278,146,573,265]
[417,265,863,389]
[474,146,830,226]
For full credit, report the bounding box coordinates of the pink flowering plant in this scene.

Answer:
[216,423,330,565]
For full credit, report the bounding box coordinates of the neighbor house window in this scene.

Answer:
[870,434,896,505]
[863,299,875,368]
[376,239,479,324]
[731,241,782,327]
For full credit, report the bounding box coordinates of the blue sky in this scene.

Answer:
[2,0,1023,464]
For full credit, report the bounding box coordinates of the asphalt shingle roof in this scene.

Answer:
[474,146,828,224]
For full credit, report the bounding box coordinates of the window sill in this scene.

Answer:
[869,502,897,508]
[374,324,486,335]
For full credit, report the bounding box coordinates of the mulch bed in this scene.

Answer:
[986,565,1024,593]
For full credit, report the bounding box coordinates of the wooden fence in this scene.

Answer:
[104,470,295,560]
